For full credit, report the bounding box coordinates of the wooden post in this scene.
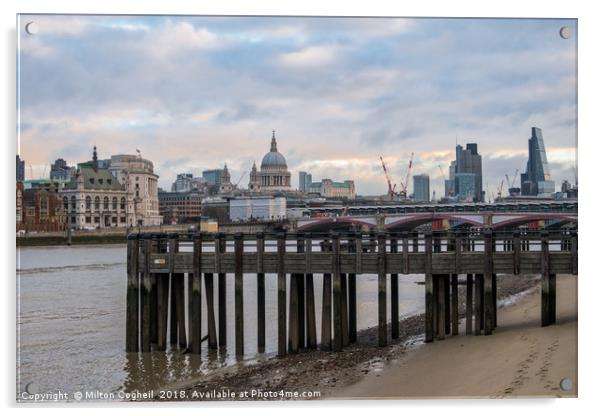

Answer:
[541,231,551,327]
[126,234,139,352]
[297,238,306,349]
[424,232,434,343]
[234,233,244,357]
[256,232,266,353]
[347,233,357,344]
[217,234,227,348]
[437,275,446,340]
[332,232,343,352]
[341,272,349,347]
[169,273,177,345]
[492,273,497,328]
[483,229,494,335]
[277,232,287,357]
[377,232,387,347]
[474,274,483,335]
[190,234,203,354]
[175,273,187,349]
[204,272,217,349]
[550,274,557,324]
[444,274,451,335]
[391,237,399,339]
[305,236,317,349]
[150,239,158,348]
[288,270,300,354]
[451,274,458,335]
[455,231,462,275]
[412,231,419,253]
[141,237,152,352]
[466,274,473,335]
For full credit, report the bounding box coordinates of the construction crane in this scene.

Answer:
[235,171,247,187]
[398,152,414,200]
[497,179,504,199]
[379,156,397,200]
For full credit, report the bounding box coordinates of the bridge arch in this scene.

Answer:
[491,213,578,229]
[385,213,483,231]
[296,216,377,232]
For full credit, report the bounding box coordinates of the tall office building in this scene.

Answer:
[455,172,477,201]
[16,155,25,181]
[413,174,430,202]
[298,171,312,193]
[451,143,483,202]
[50,158,74,181]
[520,127,555,196]
[202,169,224,187]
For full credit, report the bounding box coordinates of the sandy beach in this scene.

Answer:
[157,273,578,400]
[330,274,577,399]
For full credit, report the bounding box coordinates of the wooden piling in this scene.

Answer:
[217,234,227,348]
[377,232,387,347]
[256,232,266,353]
[571,231,578,274]
[140,237,152,352]
[474,274,483,335]
[424,232,434,343]
[550,273,557,324]
[204,272,217,349]
[169,274,177,345]
[347,233,357,344]
[451,274,458,335]
[444,274,451,335]
[541,231,551,327]
[332,233,343,352]
[288,271,300,354]
[305,236,317,349]
[175,272,187,348]
[297,238,306,349]
[483,229,494,335]
[341,272,349,347]
[190,234,203,354]
[277,232,287,357]
[390,238,399,340]
[402,232,409,274]
[126,235,139,352]
[437,275,446,340]
[234,233,244,357]
[466,274,473,335]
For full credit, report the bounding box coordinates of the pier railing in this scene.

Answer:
[125,229,577,357]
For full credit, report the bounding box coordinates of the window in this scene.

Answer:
[85,196,91,210]
[85,216,91,223]
[71,216,76,223]
[70,196,76,210]
[89,178,94,184]
[94,217,100,223]
[120,217,126,223]
[94,196,100,210]
[103,197,109,210]
[112,197,117,210]
[112,217,117,224]
[120,197,126,210]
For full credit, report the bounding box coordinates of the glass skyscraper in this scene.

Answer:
[413,174,430,202]
[520,127,555,196]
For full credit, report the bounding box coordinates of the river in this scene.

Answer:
[16,244,425,399]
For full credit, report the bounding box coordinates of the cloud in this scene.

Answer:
[279,45,340,69]
[17,16,577,196]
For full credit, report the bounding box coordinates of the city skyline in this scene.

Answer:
[18,15,577,197]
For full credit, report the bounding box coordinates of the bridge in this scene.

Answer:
[125,228,578,359]
[295,211,578,232]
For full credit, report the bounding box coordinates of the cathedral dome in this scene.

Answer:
[260,131,287,169]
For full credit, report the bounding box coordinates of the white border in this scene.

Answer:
[2,0,600,415]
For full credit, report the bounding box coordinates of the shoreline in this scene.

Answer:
[156,273,545,401]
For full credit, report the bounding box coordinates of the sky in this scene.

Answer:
[17,15,577,198]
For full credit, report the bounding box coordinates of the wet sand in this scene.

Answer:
[331,274,577,399]
[162,273,562,400]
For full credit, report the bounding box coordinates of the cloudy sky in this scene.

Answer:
[17,15,577,198]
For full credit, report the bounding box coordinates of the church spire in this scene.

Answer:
[270,130,277,152]
[92,145,98,171]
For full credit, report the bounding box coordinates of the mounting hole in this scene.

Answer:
[559,377,573,391]
[25,22,38,35]
[559,26,571,39]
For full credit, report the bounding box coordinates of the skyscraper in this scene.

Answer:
[520,127,555,196]
[452,143,483,202]
[413,174,430,202]
[299,171,312,193]
[16,155,25,181]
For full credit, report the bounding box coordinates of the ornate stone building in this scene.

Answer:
[248,161,261,193]
[259,131,291,192]
[307,179,356,199]
[60,147,133,229]
[219,163,233,194]
[108,153,162,226]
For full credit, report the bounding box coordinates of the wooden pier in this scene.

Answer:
[125,229,577,355]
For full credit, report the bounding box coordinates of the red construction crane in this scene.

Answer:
[379,156,397,200]
[399,152,414,200]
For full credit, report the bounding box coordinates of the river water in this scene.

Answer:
[16,244,425,399]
